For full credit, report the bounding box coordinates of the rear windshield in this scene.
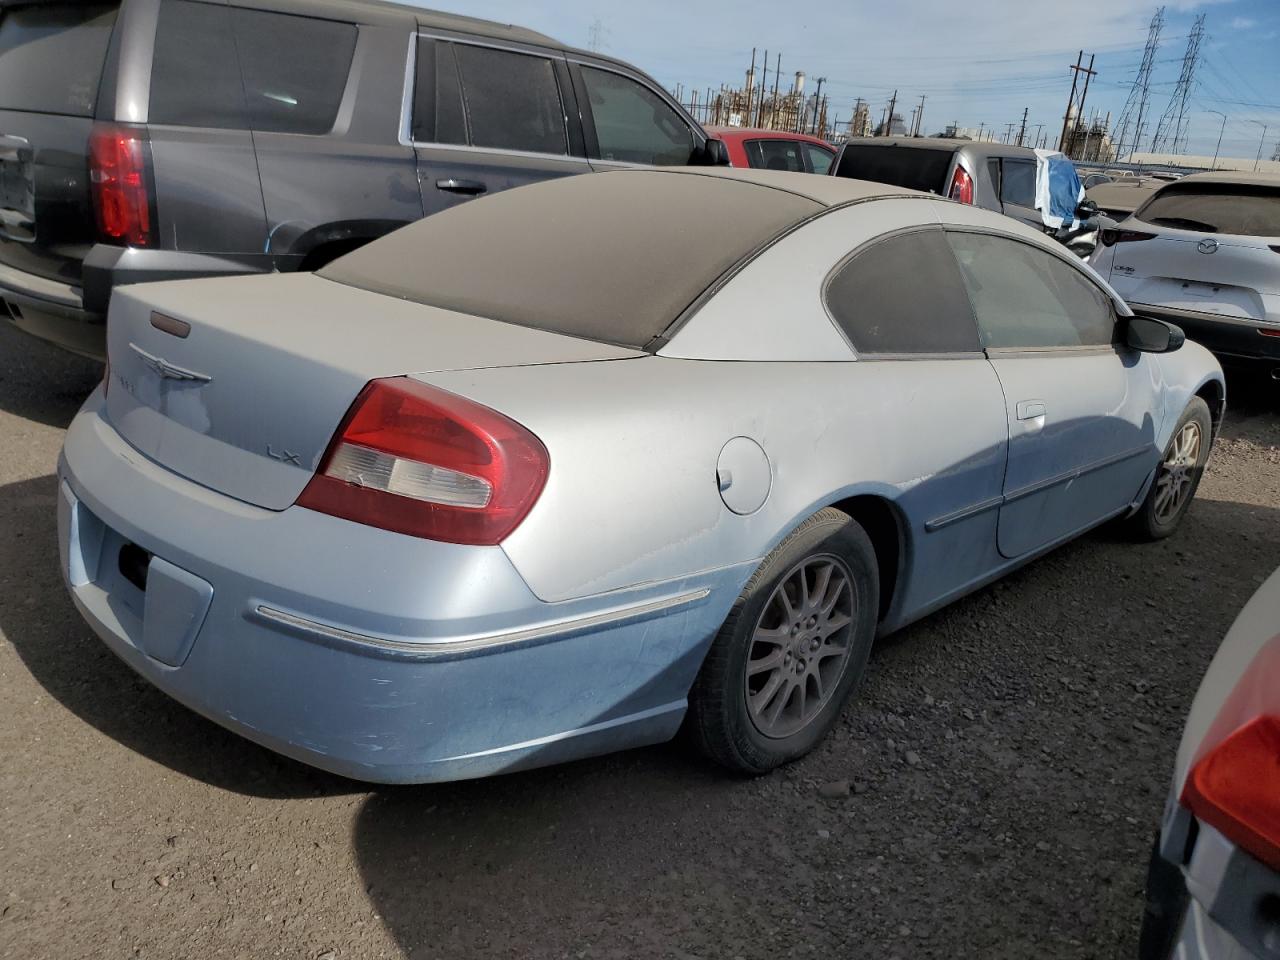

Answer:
[1136,184,1280,238]
[833,144,953,192]
[0,3,117,116]
[321,171,819,349]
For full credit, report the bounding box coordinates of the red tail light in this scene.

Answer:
[296,378,550,546]
[1182,715,1280,870]
[948,166,973,204]
[88,123,154,247]
[1100,228,1156,247]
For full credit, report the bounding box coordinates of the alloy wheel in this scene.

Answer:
[744,555,856,739]
[1153,420,1202,524]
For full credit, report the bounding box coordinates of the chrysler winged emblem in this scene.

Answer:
[129,343,213,383]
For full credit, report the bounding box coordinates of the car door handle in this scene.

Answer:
[1016,400,1047,421]
[435,178,487,196]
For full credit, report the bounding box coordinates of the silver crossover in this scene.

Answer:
[58,168,1224,783]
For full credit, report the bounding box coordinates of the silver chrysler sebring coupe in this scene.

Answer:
[59,168,1224,783]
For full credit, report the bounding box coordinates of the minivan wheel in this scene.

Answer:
[687,508,878,775]
[1128,397,1212,541]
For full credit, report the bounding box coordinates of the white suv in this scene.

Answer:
[1090,171,1280,376]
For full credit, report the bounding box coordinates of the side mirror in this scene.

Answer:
[1075,198,1099,220]
[693,137,731,167]
[1125,315,1185,353]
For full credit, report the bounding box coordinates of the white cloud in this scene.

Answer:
[1230,16,1258,29]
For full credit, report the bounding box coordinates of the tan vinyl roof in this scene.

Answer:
[322,168,916,349]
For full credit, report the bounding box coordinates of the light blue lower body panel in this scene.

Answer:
[57,395,749,783]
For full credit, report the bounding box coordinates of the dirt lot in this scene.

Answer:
[2,322,1278,960]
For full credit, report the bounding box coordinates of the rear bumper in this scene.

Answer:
[58,389,743,782]
[1129,301,1280,366]
[3,246,275,361]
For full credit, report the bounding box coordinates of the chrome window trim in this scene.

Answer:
[401,30,574,157]
[251,587,712,662]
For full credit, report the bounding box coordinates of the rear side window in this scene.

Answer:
[946,231,1115,349]
[1137,184,1280,238]
[411,39,465,145]
[1000,159,1036,207]
[451,44,566,155]
[745,139,804,172]
[150,1,356,135]
[824,228,981,355]
[805,144,834,175]
[0,3,117,117]
[579,66,693,166]
[833,145,953,192]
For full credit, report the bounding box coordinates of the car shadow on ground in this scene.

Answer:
[0,324,102,429]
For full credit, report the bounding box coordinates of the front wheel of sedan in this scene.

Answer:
[1128,397,1213,541]
[687,508,879,775]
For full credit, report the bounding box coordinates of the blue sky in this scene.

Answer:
[425,0,1279,160]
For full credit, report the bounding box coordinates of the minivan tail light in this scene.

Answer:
[948,166,974,204]
[296,378,550,546]
[88,123,154,247]
[1182,715,1280,870]
[1100,228,1156,247]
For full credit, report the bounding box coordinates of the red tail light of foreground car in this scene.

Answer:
[1183,714,1280,871]
[297,377,550,546]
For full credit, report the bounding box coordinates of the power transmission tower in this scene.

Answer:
[1150,14,1205,154]
[586,18,609,52]
[1113,7,1164,160]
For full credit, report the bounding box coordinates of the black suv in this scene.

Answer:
[0,0,726,359]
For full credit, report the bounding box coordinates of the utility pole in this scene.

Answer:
[1207,110,1226,170]
[977,121,985,142]
[810,76,827,134]
[908,107,917,138]
[756,50,768,127]
[1033,123,1044,148]
[914,94,926,137]
[1059,51,1096,157]
[884,89,897,137]
[1017,107,1028,147]
[744,48,756,128]
[879,106,887,136]
[769,51,781,129]
[1250,120,1268,171]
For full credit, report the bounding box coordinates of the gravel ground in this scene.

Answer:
[1,322,1277,960]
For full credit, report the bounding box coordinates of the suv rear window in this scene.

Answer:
[1137,184,1280,238]
[0,3,117,117]
[150,0,356,135]
[833,144,953,192]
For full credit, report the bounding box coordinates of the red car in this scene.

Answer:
[704,127,836,175]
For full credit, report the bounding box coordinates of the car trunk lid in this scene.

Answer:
[0,3,120,285]
[104,272,644,510]
[1109,224,1280,320]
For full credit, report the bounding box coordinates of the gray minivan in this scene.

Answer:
[0,0,726,359]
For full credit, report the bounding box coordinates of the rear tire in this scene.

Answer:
[1127,397,1212,541]
[687,508,878,775]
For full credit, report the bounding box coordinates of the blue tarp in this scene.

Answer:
[1034,149,1085,230]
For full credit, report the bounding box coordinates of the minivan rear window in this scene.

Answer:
[0,3,117,117]
[1136,184,1280,238]
[833,144,953,193]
